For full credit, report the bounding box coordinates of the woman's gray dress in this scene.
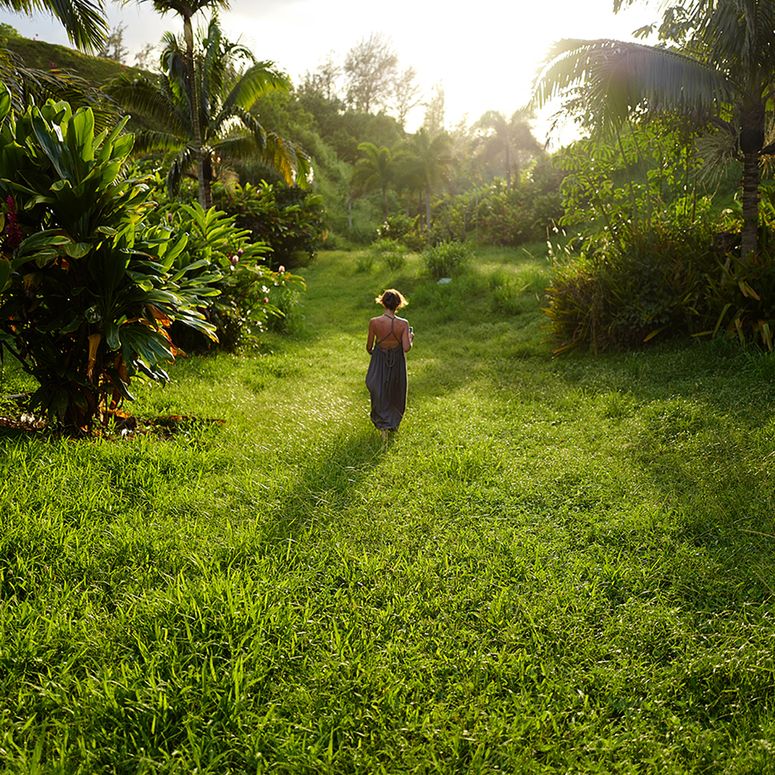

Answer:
[366,321,407,431]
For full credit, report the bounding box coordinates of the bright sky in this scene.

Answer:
[0,0,658,144]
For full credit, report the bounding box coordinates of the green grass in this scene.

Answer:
[1,32,144,86]
[2,245,775,773]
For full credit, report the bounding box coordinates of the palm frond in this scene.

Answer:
[106,73,186,136]
[0,48,118,129]
[133,129,186,155]
[1,0,108,51]
[533,38,733,128]
[220,61,289,114]
[131,0,231,18]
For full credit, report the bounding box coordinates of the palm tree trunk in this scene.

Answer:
[199,155,212,210]
[740,99,764,260]
[183,13,206,209]
[740,150,760,260]
[424,189,431,232]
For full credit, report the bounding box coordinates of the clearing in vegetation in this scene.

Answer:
[1,246,774,772]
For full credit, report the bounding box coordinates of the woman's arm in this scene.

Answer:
[402,319,413,352]
[366,319,376,353]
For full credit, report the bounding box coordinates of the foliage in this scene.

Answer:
[1,27,143,87]
[0,96,217,429]
[545,216,717,352]
[422,240,472,279]
[376,212,426,251]
[212,180,325,270]
[146,196,305,351]
[0,0,107,51]
[427,158,565,248]
[107,17,308,209]
[533,0,775,258]
[369,237,406,271]
[544,116,775,353]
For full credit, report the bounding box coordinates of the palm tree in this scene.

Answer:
[108,17,308,209]
[130,1,230,204]
[351,142,395,218]
[397,130,453,231]
[0,0,107,50]
[475,110,542,189]
[533,0,775,259]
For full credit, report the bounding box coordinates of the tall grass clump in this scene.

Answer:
[422,241,472,280]
[370,238,406,271]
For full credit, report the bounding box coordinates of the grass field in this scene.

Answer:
[1,245,775,773]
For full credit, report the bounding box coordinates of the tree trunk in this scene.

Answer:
[739,99,764,260]
[184,14,206,209]
[740,150,760,260]
[198,154,212,210]
[424,189,431,232]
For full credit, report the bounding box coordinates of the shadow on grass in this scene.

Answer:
[527,342,775,608]
[258,422,385,548]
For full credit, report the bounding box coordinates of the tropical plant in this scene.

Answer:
[396,129,453,232]
[474,110,542,189]
[1,0,107,50]
[147,199,304,350]
[108,16,309,209]
[212,180,325,270]
[533,0,775,259]
[422,241,471,280]
[351,141,395,217]
[0,94,219,429]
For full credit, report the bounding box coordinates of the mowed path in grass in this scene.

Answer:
[2,247,775,773]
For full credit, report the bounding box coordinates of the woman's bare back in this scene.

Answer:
[368,315,409,351]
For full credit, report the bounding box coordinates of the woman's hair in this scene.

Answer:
[375,288,408,311]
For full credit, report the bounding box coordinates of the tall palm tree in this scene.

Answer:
[351,142,395,218]
[108,17,308,208]
[1,0,107,50]
[397,130,453,231]
[475,109,542,189]
[130,1,230,204]
[533,0,775,258]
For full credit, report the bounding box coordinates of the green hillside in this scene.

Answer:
[0,24,144,84]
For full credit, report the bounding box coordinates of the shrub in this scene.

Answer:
[376,213,426,251]
[355,253,374,273]
[422,241,472,279]
[0,95,218,429]
[212,181,325,270]
[544,217,717,352]
[147,201,304,352]
[370,238,406,271]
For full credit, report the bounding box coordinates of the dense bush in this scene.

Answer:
[146,202,304,351]
[423,241,472,279]
[545,213,775,352]
[544,120,775,353]
[0,96,218,429]
[429,166,564,248]
[212,181,325,270]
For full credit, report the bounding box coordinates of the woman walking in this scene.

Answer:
[366,289,413,439]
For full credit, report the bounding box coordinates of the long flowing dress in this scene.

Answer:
[366,320,407,431]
